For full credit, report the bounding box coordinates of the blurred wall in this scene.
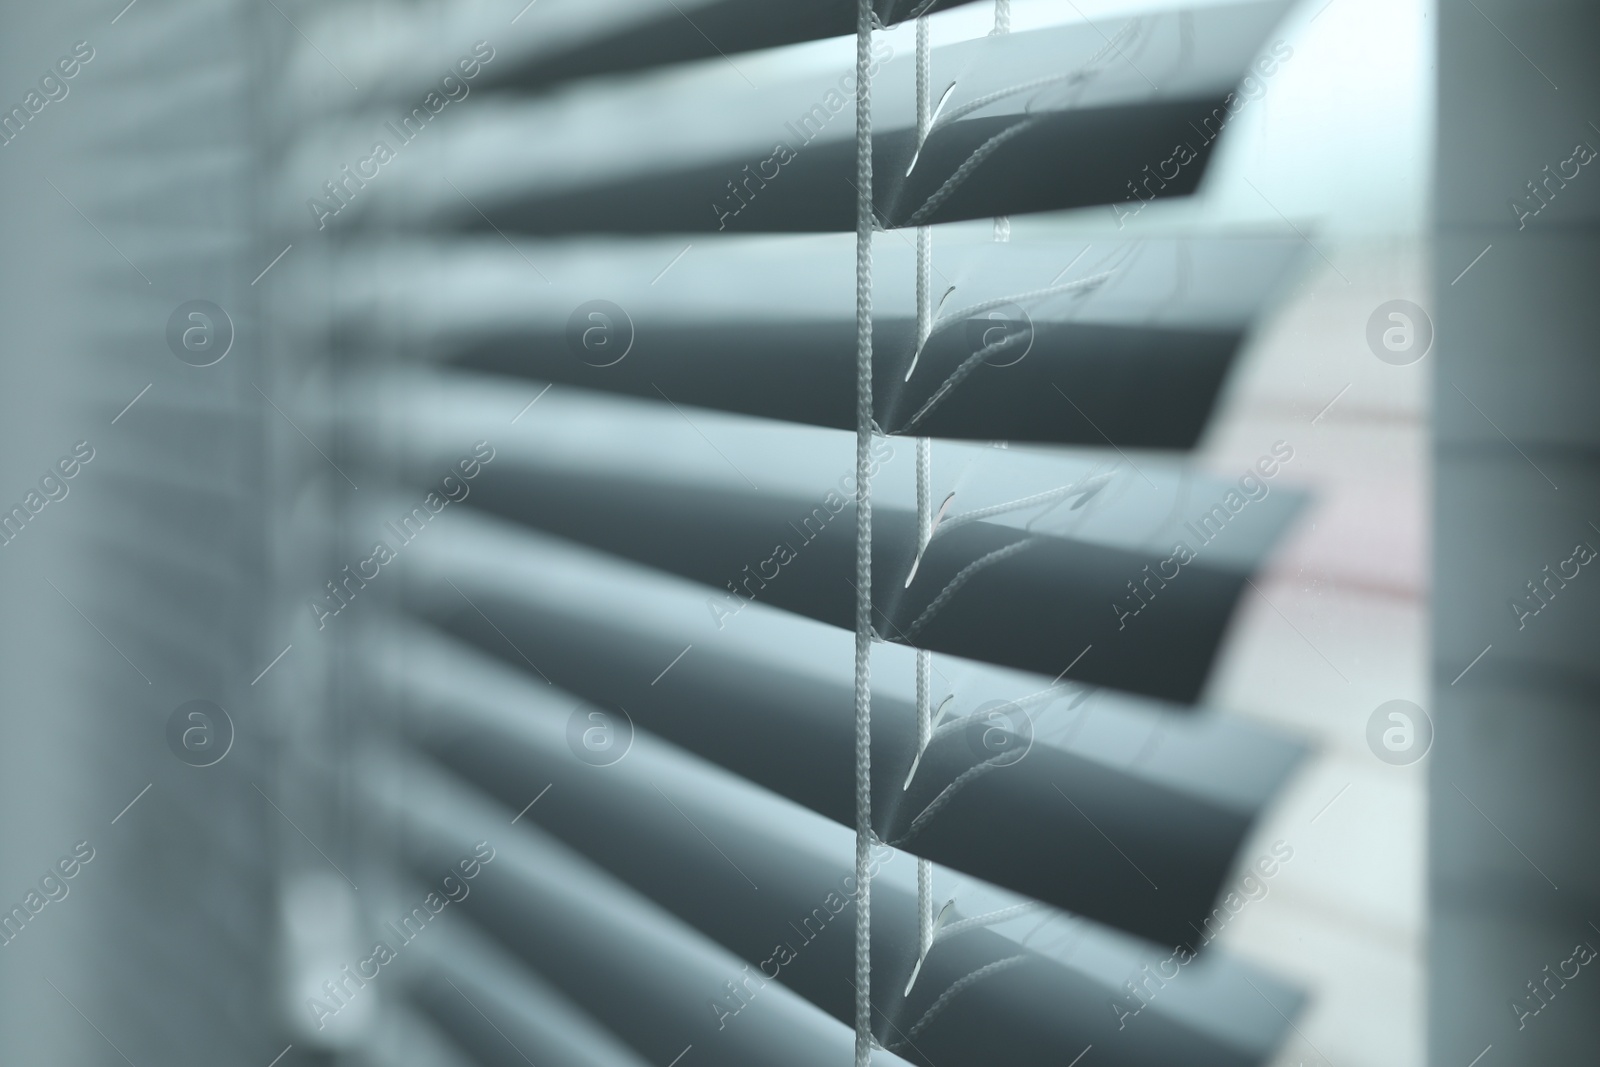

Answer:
[0,1,289,1063]
[1433,1,1600,1064]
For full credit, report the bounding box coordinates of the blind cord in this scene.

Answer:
[889,955,1030,1052]
[904,537,1039,640]
[913,9,936,965]
[937,900,1044,940]
[992,0,1011,241]
[852,1,875,1063]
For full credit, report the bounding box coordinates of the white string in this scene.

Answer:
[938,900,1044,940]
[903,116,1043,229]
[929,683,1088,751]
[916,14,932,150]
[934,273,1113,329]
[914,438,933,954]
[915,437,933,956]
[889,956,1030,1051]
[914,525,933,956]
[892,752,1014,846]
[939,472,1114,532]
[895,271,1114,434]
[852,2,875,1064]
[913,9,935,964]
[904,537,1038,640]
[905,19,1140,230]
[992,0,1010,241]
[930,21,1140,137]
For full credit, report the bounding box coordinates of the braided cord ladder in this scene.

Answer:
[913,10,936,962]
[992,0,1011,241]
[851,1,875,1064]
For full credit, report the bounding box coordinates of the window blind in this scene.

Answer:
[291,2,1314,1065]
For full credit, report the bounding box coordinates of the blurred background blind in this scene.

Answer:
[0,1,1435,1066]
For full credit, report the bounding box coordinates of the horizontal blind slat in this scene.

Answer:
[314,3,1293,234]
[443,463,1300,702]
[366,754,920,1067]
[368,696,1300,1067]
[391,533,1303,943]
